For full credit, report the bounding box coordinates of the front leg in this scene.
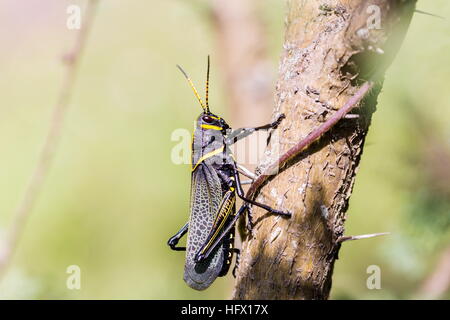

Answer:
[225,114,285,145]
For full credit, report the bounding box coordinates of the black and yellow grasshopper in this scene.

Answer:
[168,57,291,291]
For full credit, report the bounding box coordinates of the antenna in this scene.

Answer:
[205,55,210,113]
[176,64,207,112]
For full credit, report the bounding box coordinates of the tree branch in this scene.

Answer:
[232,0,416,300]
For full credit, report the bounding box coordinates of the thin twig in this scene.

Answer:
[0,0,99,280]
[246,81,374,200]
[337,232,390,243]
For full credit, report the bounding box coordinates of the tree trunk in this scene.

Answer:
[232,0,416,300]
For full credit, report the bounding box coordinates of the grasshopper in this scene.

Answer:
[168,57,291,290]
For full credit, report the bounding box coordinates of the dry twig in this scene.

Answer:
[0,0,99,280]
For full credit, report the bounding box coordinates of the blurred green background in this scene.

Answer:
[0,0,449,299]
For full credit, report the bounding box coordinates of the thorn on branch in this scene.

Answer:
[337,232,390,244]
[414,9,445,20]
[343,114,360,119]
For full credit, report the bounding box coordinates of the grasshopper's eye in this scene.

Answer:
[202,115,214,123]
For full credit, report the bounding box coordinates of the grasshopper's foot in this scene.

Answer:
[272,209,292,217]
[271,113,286,128]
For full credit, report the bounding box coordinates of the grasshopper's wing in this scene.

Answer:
[184,163,224,290]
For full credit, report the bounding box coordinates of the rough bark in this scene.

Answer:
[232,0,416,300]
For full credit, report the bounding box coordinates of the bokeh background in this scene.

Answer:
[0,0,449,299]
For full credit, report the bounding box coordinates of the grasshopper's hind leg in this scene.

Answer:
[232,167,291,217]
[195,203,249,263]
[217,168,291,217]
[167,222,189,251]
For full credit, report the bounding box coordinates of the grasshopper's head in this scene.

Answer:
[177,56,230,132]
[196,112,229,132]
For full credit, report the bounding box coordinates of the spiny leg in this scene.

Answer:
[216,169,289,217]
[167,222,188,251]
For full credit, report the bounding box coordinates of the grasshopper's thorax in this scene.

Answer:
[191,112,230,172]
